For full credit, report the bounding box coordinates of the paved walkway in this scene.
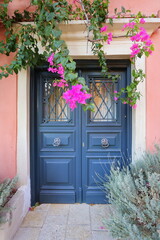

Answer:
[13,204,114,240]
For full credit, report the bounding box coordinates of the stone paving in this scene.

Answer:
[13,204,114,240]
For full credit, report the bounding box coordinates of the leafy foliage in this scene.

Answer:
[0,0,155,109]
[0,177,17,224]
[104,147,160,240]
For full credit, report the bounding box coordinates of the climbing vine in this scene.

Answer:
[0,0,155,110]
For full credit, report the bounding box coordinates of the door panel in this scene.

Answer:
[36,72,81,203]
[40,131,76,151]
[31,60,131,204]
[81,71,128,203]
[86,131,121,151]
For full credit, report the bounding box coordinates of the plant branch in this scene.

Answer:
[87,34,132,42]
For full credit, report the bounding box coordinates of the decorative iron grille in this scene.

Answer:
[42,78,70,123]
[89,78,117,122]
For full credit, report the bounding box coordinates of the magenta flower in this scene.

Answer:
[100,226,105,229]
[114,90,118,93]
[107,32,113,44]
[122,22,136,31]
[130,43,140,58]
[47,53,54,66]
[132,104,137,109]
[53,79,68,88]
[140,18,145,24]
[63,84,91,110]
[48,67,58,73]
[145,40,152,46]
[57,64,65,79]
[100,25,108,33]
[114,97,118,101]
[130,27,153,58]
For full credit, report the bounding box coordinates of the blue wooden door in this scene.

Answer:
[31,60,131,204]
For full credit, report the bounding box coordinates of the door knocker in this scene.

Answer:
[53,138,61,147]
[101,138,109,148]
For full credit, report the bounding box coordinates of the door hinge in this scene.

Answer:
[82,142,85,147]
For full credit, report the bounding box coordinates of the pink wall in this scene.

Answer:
[109,0,160,16]
[0,36,17,181]
[0,0,160,181]
[146,29,160,150]
[7,0,160,17]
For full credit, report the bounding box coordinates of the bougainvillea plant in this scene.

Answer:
[0,0,155,110]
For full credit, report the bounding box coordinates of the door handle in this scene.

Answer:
[101,138,109,148]
[52,138,61,147]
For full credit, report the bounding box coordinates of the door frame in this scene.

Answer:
[30,59,132,205]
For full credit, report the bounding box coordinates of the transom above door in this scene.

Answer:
[30,60,131,204]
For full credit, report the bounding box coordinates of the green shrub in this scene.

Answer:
[0,177,17,224]
[104,147,160,240]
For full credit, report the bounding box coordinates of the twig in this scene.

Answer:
[78,0,90,52]
[88,35,132,42]
[78,0,89,25]
[25,3,32,10]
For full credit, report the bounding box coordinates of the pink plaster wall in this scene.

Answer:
[0,1,160,181]
[109,0,160,16]
[0,76,17,181]
[146,29,160,150]
[7,0,160,17]
[0,29,17,180]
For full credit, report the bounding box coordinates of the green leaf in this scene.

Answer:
[121,6,126,13]
[60,58,68,66]
[52,29,62,39]
[145,51,149,57]
[66,62,76,71]
[46,12,55,21]
[31,0,38,5]
[83,103,95,112]
[126,86,131,91]
[77,77,86,85]
[65,72,78,81]
[14,68,18,74]
[114,8,117,14]
[54,40,64,49]
[44,25,53,36]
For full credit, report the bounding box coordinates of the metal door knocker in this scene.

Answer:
[101,138,109,148]
[53,138,61,147]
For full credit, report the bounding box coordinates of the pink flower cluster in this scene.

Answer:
[63,84,91,110]
[130,27,153,57]
[130,27,150,42]
[100,25,113,44]
[113,90,118,101]
[140,18,146,24]
[122,22,136,31]
[53,79,68,88]
[122,18,145,31]
[100,25,108,32]
[130,43,140,58]
[107,32,113,44]
[114,90,138,109]
[47,53,68,87]
[48,53,54,65]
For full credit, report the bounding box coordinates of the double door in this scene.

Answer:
[31,61,131,204]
